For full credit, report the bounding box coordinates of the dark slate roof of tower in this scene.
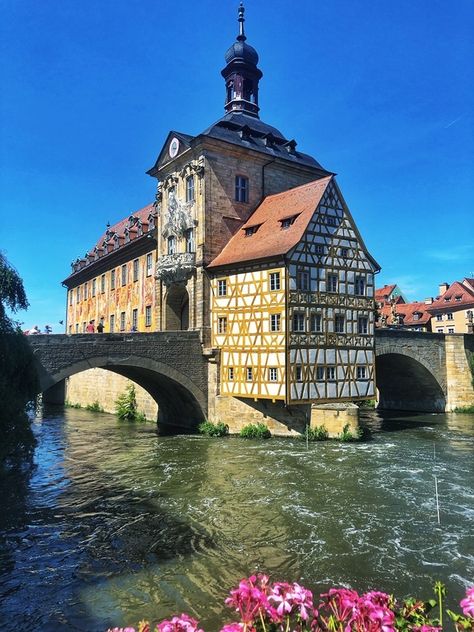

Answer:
[199,111,330,172]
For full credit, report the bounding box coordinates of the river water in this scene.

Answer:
[0,407,473,631]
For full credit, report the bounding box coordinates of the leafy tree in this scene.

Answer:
[0,253,39,465]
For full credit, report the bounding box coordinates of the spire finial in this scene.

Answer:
[237,2,246,41]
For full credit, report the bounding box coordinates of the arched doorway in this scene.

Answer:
[165,284,189,331]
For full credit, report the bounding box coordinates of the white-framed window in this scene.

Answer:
[335,314,345,333]
[132,308,138,330]
[146,253,153,276]
[235,175,249,203]
[218,279,227,296]
[145,305,152,327]
[437,327,444,333]
[133,258,139,282]
[246,367,253,381]
[358,317,368,334]
[228,367,234,381]
[101,274,106,293]
[310,313,322,332]
[436,314,443,321]
[186,175,195,202]
[327,366,336,380]
[120,311,126,331]
[76,286,80,302]
[448,328,455,333]
[327,273,338,293]
[293,312,305,332]
[316,366,324,381]
[109,314,115,333]
[111,269,116,290]
[167,235,176,255]
[121,264,127,286]
[357,366,367,380]
[269,272,281,291]
[270,313,281,332]
[447,313,453,320]
[217,316,227,334]
[296,268,310,291]
[92,279,96,297]
[355,276,366,295]
[185,228,194,253]
[268,367,278,382]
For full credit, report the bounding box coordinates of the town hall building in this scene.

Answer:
[62,4,380,434]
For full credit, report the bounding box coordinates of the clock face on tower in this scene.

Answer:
[169,137,180,158]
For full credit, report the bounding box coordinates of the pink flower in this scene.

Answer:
[156,614,203,632]
[460,587,474,619]
[225,574,272,625]
[219,624,244,632]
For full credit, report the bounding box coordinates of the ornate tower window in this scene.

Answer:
[235,175,249,203]
[167,235,176,255]
[186,175,195,202]
[185,228,195,253]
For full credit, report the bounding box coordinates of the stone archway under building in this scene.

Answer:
[165,284,189,330]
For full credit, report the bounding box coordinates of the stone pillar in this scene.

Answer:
[310,402,360,438]
[445,335,474,410]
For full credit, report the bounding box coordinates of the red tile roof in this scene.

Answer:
[93,203,154,251]
[207,177,333,268]
[378,301,432,327]
[375,284,397,300]
[427,280,474,312]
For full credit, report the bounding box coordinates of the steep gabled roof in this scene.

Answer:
[375,284,397,300]
[427,280,474,312]
[207,177,333,269]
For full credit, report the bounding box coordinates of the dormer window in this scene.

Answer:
[235,175,249,203]
[280,214,299,230]
[444,296,451,301]
[455,295,462,301]
[413,313,420,321]
[244,224,260,237]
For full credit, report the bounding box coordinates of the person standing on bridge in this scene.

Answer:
[86,320,95,333]
[97,320,104,333]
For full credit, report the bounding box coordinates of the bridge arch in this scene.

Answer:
[32,333,209,431]
[375,351,446,412]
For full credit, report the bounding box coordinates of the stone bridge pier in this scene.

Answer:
[29,332,210,431]
[375,330,474,412]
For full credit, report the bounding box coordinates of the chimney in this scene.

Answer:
[424,297,433,304]
[438,282,449,296]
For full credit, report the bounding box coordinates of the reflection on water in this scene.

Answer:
[0,407,473,631]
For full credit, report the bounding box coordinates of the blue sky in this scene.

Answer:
[1,0,473,330]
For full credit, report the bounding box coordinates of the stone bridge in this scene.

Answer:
[375,329,474,412]
[28,332,211,430]
[28,330,474,424]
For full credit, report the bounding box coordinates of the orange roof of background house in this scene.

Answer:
[379,301,432,327]
[207,177,333,269]
[375,284,397,299]
[427,280,474,311]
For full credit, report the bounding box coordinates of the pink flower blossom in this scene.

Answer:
[219,624,244,632]
[225,574,272,625]
[460,587,474,619]
[156,614,203,632]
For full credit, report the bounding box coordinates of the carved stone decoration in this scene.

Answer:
[156,252,196,286]
[162,190,196,239]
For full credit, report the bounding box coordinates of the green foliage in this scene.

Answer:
[65,400,82,409]
[115,383,147,422]
[198,420,229,437]
[0,254,39,465]
[0,252,29,332]
[358,399,377,409]
[339,423,363,442]
[306,424,329,441]
[85,401,104,412]
[239,422,271,439]
[469,353,474,389]
[453,404,474,413]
